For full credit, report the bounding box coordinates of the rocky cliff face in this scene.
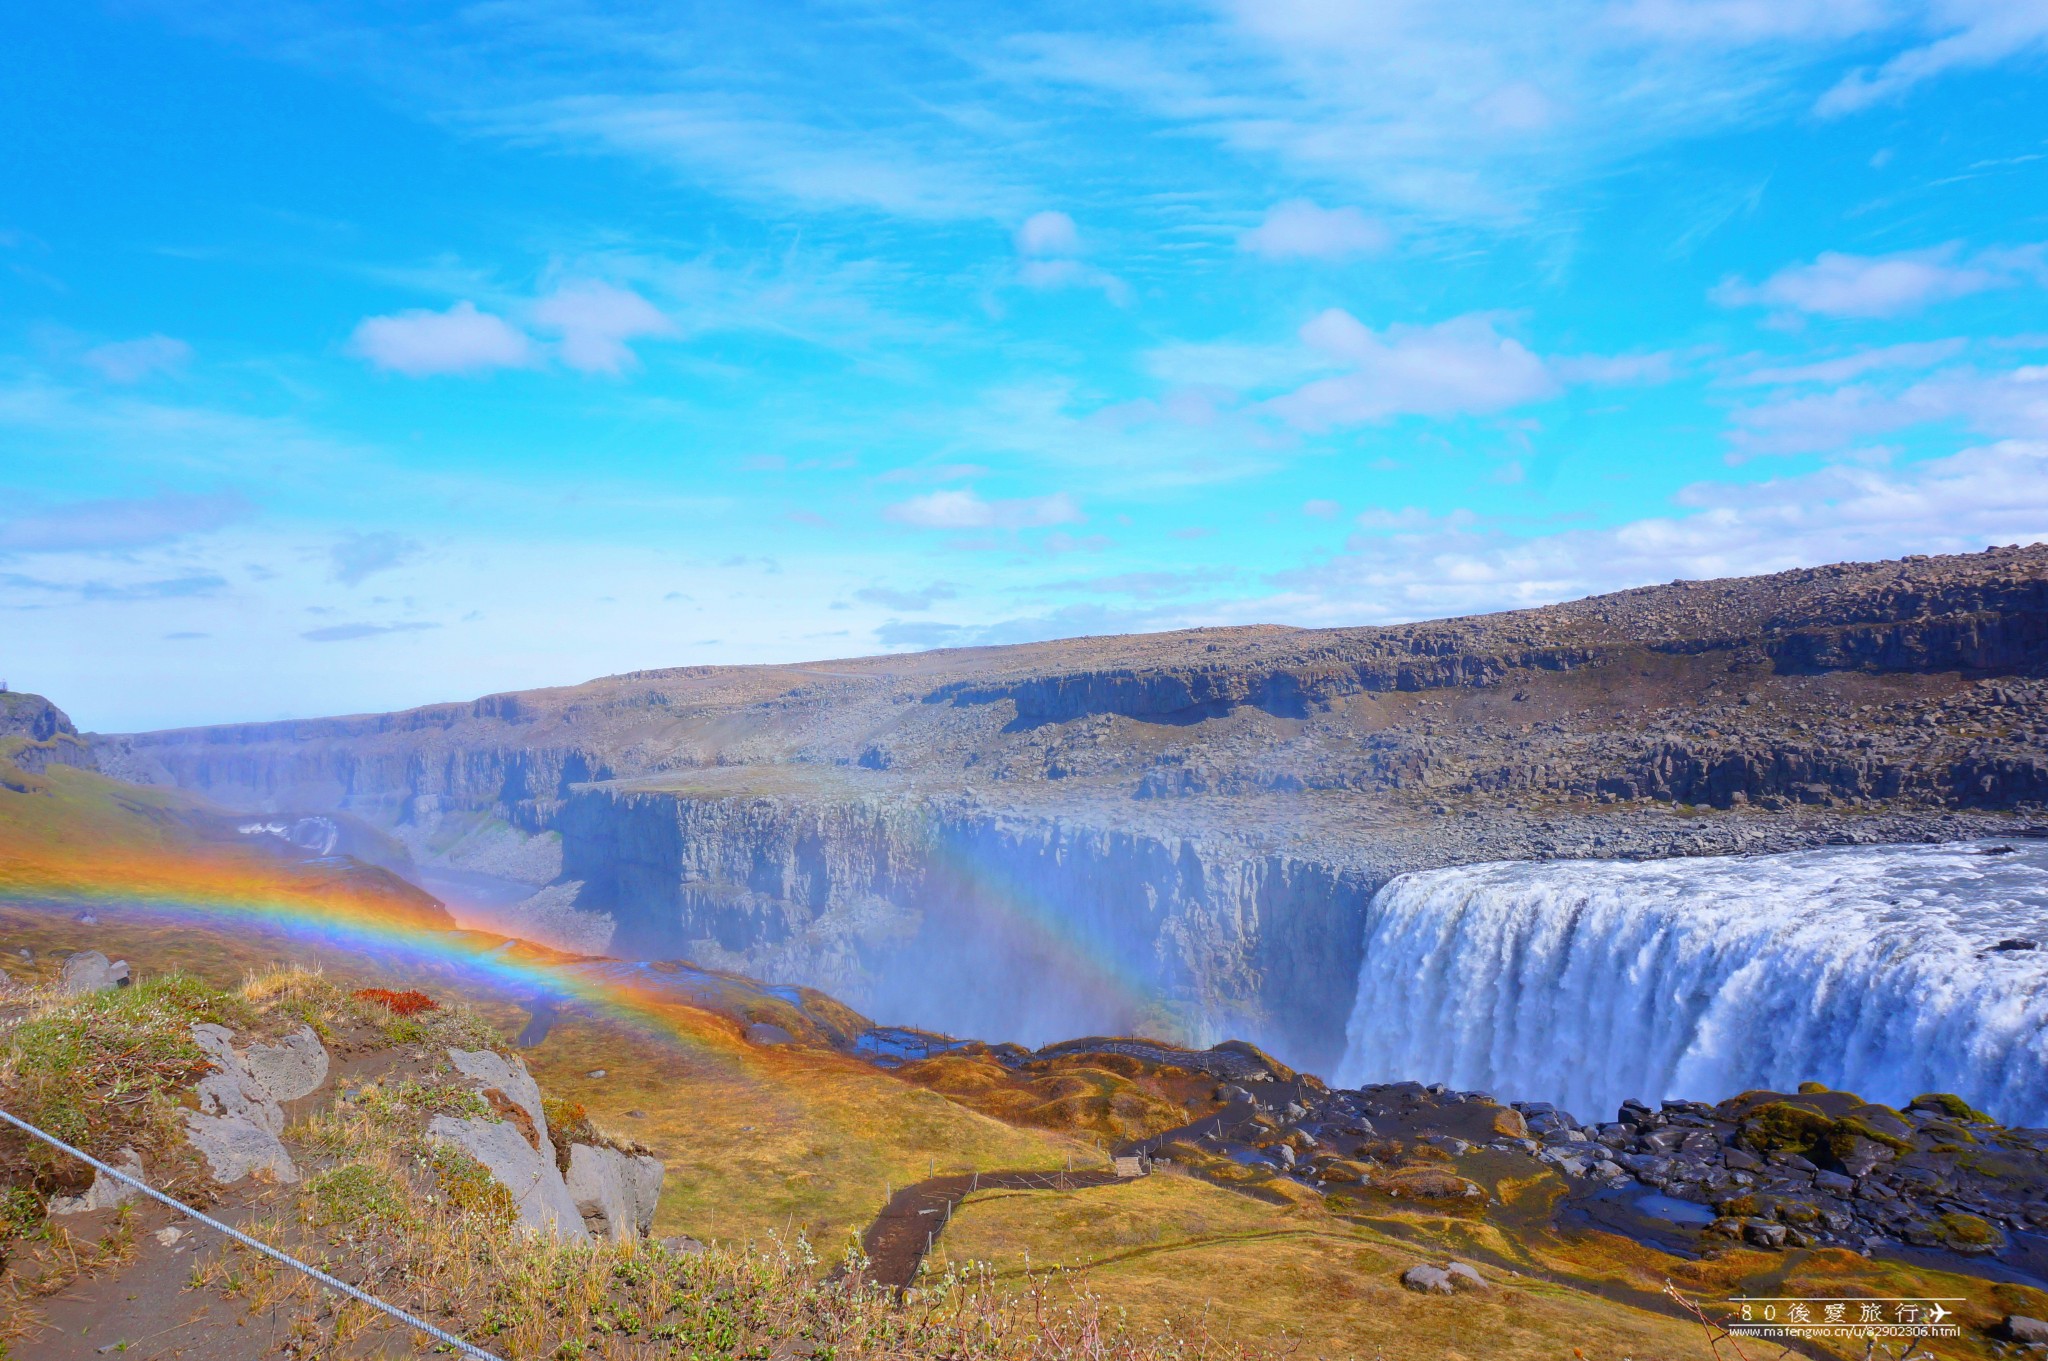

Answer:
[0,691,95,777]
[90,545,2048,1069]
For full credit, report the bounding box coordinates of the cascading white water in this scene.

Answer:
[1335,840,2048,1127]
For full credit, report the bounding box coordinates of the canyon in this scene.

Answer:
[85,544,2048,1075]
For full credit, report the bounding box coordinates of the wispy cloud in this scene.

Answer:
[1728,362,2048,455]
[302,621,439,642]
[1714,245,2036,319]
[0,491,250,554]
[1818,3,2048,115]
[1732,338,1968,385]
[884,488,1083,530]
[853,582,958,611]
[1,571,228,602]
[81,335,192,383]
[330,531,421,586]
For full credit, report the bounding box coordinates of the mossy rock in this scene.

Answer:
[1797,1081,1830,1095]
[1741,1100,1916,1161]
[1740,1102,1836,1156]
[1938,1212,2004,1253]
[1909,1092,1994,1125]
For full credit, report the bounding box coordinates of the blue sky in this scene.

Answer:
[5,1,2048,730]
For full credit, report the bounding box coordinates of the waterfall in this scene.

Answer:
[1335,840,2048,1127]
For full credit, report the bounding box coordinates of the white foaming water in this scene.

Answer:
[1335,840,2048,1127]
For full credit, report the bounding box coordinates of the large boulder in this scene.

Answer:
[566,1143,664,1243]
[60,951,131,995]
[427,1114,586,1240]
[2002,1316,2048,1344]
[1401,1265,1455,1295]
[432,1047,585,1240]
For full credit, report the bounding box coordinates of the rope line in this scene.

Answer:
[0,1105,504,1361]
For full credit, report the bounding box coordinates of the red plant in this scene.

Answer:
[352,987,439,1017]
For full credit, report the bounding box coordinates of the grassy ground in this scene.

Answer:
[0,965,1256,1360]
[931,1167,1711,1361]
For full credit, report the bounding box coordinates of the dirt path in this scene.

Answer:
[856,1169,1127,1289]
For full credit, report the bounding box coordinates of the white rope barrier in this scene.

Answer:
[0,1106,504,1361]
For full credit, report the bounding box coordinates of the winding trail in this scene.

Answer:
[857,1169,1126,1289]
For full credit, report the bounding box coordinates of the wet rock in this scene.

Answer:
[48,1149,144,1215]
[60,950,130,994]
[565,1143,665,1243]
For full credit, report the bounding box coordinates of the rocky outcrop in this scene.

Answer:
[565,1144,664,1243]
[431,1047,664,1242]
[1,692,95,777]
[181,1023,327,1184]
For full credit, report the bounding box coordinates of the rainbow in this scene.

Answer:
[0,844,769,1064]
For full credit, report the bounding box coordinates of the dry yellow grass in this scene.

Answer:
[931,1168,1713,1360]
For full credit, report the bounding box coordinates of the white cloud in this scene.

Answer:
[1818,1,2048,115]
[350,301,535,376]
[1713,246,2016,318]
[1733,338,1968,385]
[884,488,1083,530]
[1267,439,2048,624]
[82,335,192,383]
[1729,362,2048,454]
[1264,310,1558,428]
[531,280,676,374]
[1015,211,1082,257]
[1302,498,1342,518]
[1239,200,1390,259]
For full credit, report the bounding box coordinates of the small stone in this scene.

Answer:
[587,1069,609,1078]
[49,1149,144,1215]
[744,1023,795,1047]
[155,1226,186,1247]
[662,1235,708,1256]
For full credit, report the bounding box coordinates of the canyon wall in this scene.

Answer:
[90,546,2048,1069]
[555,787,1379,1067]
